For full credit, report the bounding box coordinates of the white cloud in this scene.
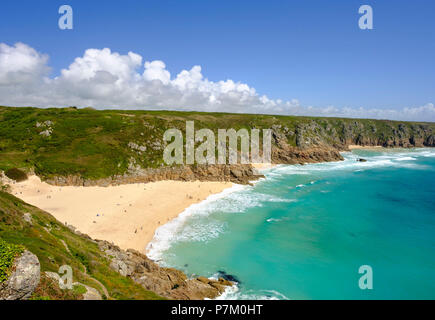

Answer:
[143,60,170,84]
[0,42,49,85]
[0,42,434,122]
[59,48,142,83]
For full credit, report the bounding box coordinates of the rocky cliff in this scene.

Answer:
[44,164,263,186]
[37,119,435,186]
[1,106,434,186]
[269,120,434,164]
[98,240,232,300]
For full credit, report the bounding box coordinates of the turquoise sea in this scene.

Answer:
[148,149,435,299]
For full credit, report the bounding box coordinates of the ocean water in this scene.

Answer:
[147,149,435,299]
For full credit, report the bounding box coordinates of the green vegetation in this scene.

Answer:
[0,106,433,180]
[0,190,164,300]
[0,106,433,299]
[4,168,28,182]
[73,284,87,295]
[0,238,24,283]
[29,274,83,300]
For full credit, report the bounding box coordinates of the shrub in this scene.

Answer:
[4,168,28,182]
[0,239,25,283]
[73,284,87,295]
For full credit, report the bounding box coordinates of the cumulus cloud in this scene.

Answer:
[0,42,434,122]
[0,42,49,85]
[143,60,170,84]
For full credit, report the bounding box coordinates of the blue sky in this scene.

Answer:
[0,0,434,120]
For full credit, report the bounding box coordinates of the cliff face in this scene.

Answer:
[0,106,434,186]
[44,164,263,186]
[268,119,434,164]
[40,117,434,186]
[97,240,232,300]
[288,120,435,149]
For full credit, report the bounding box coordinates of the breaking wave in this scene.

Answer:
[215,285,289,300]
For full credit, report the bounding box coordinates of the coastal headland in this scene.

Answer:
[1,106,434,300]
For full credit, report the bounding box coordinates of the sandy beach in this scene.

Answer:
[10,176,233,253]
[251,162,276,170]
[348,144,384,150]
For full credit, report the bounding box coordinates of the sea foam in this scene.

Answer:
[146,184,247,261]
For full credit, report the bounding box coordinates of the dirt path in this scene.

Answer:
[60,239,110,299]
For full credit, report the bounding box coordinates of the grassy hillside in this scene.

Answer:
[0,189,164,300]
[0,106,434,181]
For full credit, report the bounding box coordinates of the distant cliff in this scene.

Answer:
[0,106,433,185]
[270,119,435,164]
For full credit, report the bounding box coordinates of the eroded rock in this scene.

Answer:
[0,251,40,300]
[97,240,232,300]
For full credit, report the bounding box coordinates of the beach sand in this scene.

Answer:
[10,176,233,253]
[348,145,384,150]
[251,163,276,171]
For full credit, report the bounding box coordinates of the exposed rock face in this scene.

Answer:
[128,142,147,154]
[98,240,232,300]
[0,251,40,300]
[45,164,263,187]
[425,135,435,146]
[39,119,434,188]
[272,146,344,164]
[36,120,53,137]
[274,120,434,150]
[23,213,33,224]
[267,120,435,164]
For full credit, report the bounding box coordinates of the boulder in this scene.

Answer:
[23,213,33,224]
[0,251,40,300]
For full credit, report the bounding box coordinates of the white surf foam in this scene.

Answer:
[263,148,433,177]
[395,156,417,161]
[147,148,434,269]
[146,184,247,261]
[214,285,289,300]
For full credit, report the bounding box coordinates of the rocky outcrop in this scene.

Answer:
[44,164,263,187]
[34,118,434,188]
[98,240,232,300]
[0,251,40,300]
[267,120,435,164]
[23,213,33,224]
[272,145,344,164]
